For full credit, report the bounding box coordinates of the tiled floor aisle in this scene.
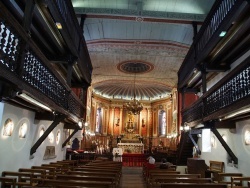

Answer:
[120,167,146,188]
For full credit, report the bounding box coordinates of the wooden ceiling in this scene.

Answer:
[72,0,215,101]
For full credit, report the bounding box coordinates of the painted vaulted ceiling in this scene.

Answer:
[72,0,215,101]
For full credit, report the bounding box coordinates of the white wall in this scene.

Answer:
[0,103,67,173]
[198,120,250,176]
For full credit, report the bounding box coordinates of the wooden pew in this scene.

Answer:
[207,161,224,181]
[56,174,117,187]
[1,171,35,187]
[143,167,176,179]
[60,160,79,166]
[42,163,69,174]
[217,173,243,186]
[148,173,201,187]
[31,166,57,179]
[231,177,250,188]
[19,168,46,178]
[149,178,213,188]
[0,177,17,188]
[67,170,121,185]
[37,179,113,187]
[18,168,47,185]
[73,167,120,174]
[160,183,228,188]
[156,178,213,184]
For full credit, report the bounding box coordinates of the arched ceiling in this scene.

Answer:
[72,0,215,101]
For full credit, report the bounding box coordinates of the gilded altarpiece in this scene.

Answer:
[122,111,139,138]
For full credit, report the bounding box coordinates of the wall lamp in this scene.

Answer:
[220,107,250,120]
[187,69,201,86]
[78,121,83,128]
[180,122,190,132]
[17,92,52,112]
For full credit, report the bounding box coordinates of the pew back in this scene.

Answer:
[160,183,227,188]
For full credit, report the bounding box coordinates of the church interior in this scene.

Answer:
[1,0,250,187]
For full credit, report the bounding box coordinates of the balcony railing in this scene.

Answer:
[0,2,85,118]
[50,0,92,84]
[178,0,241,87]
[182,59,250,124]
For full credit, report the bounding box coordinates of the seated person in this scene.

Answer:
[145,156,156,177]
[146,156,156,169]
[159,158,173,169]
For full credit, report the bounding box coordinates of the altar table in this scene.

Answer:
[122,153,147,167]
[117,143,144,154]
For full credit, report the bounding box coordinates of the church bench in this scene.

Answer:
[86,161,122,166]
[56,174,117,187]
[147,173,201,187]
[160,183,228,188]
[73,167,121,174]
[37,179,113,188]
[84,163,122,168]
[73,167,122,176]
[31,166,57,179]
[67,170,121,183]
[60,160,79,166]
[143,167,177,179]
[1,171,36,187]
[80,162,122,167]
[74,166,122,171]
[0,177,17,187]
[19,168,47,179]
[146,171,181,180]
[42,163,69,174]
[207,161,224,181]
[217,173,243,185]
[149,178,213,188]
[50,162,75,171]
[231,177,250,188]
[18,168,47,184]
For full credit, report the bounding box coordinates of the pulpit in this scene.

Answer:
[187,158,209,178]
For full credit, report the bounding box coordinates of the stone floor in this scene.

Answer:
[120,167,146,188]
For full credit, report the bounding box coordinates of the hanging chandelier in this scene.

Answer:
[124,73,143,115]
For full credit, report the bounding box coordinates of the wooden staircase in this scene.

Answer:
[176,132,198,165]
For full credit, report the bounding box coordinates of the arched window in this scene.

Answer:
[95,107,102,133]
[159,110,166,135]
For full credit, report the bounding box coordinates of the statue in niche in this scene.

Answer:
[125,114,136,133]
[3,118,14,136]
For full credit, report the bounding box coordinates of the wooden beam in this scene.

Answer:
[30,114,65,157]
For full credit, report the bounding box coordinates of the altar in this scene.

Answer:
[117,142,144,154]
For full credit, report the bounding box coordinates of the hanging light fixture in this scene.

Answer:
[124,72,143,115]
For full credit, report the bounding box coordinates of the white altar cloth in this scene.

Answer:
[117,143,144,154]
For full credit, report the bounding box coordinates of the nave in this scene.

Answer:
[120,167,146,188]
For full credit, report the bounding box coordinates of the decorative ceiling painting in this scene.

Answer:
[72,0,215,101]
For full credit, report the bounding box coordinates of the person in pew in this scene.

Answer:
[146,156,156,169]
[159,158,173,169]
